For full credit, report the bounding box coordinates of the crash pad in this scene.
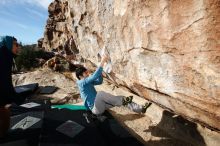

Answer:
[51,104,87,110]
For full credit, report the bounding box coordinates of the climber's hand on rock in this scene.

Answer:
[102,72,107,77]
[101,55,109,63]
[100,55,108,67]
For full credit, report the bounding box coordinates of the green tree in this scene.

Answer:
[15,44,46,71]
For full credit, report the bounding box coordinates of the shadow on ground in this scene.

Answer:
[111,109,206,146]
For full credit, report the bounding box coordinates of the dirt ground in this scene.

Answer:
[109,106,195,146]
[13,68,218,146]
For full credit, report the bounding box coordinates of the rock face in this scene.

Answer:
[42,0,220,130]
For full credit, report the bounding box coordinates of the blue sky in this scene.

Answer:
[0,0,53,44]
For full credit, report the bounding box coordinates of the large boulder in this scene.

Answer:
[42,0,220,130]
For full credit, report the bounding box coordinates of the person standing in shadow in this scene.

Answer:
[0,36,23,138]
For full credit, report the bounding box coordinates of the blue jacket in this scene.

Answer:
[76,67,103,109]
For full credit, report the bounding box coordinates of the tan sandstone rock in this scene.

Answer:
[41,0,220,131]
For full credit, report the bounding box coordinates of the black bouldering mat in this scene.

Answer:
[39,109,144,146]
[10,111,44,130]
[15,83,39,96]
[10,99,51,116]
[1,100,143,146]
[39,109,105,146]
[39,86,58,94]
[0,98,51,146]
[0,111,44,146]
[0,139,28,146]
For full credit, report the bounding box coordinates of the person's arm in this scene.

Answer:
[99,55,108,67]
[83,55,108,84]
[92,75,103,85]
[83,67,103,84]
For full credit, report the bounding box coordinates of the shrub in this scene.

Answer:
[15,47,46,71]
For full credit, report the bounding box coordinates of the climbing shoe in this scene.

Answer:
[142,102,152,113]
[122,96,133,105]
